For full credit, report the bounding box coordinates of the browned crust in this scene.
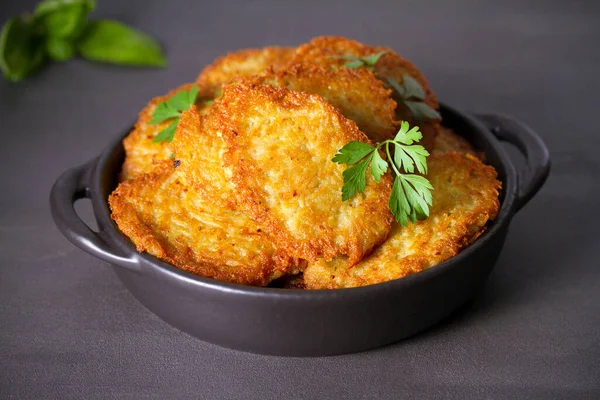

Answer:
[109,162,303,286]
[215,81,393,265]
[248,63,398,143]
[433,126,485,161]
[195,46,296,94]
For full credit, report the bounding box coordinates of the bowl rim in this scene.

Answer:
[90,103,518,298]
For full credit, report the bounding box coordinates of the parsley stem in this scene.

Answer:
[382,140,402,177]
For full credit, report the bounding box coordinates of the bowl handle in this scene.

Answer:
[473,113,551,211]
[50,159,141,272]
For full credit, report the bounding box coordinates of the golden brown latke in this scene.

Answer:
[303,152,501,289]
[109,162,302,286]
[121,83,213,181]
[204,81,394,266]
[433,126,483,160]
[195,46,295,94]
[289,36,440,150]
[247,64,397,143]
[169,105,237,210]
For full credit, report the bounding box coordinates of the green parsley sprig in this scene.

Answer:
[332,121,433,226]
[0,0,166,82]
[150,86,198,143]
[330,50,440,123]
[387,75,441,122]
[331,51,387,71]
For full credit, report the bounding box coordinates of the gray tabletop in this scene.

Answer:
[1,0,599,399]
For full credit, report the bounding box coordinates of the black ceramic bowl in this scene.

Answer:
[50,105,550,356]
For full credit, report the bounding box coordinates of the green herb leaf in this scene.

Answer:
[394,120,423,144]
[152,120,178,143]
[387,76,440,122]
[360,51,387,67]
[387,77,406,98]
[34,0,95,39]
[167,86,197,111]
[405,100,441,122]
[0,16,46,82]
[340,154,373,201]
[150,86,199,143]
[76,20,166,67]
[45,37,75,61]
[389,176,410,226]
[335,51,387,71]
[150,86,198,125]
[370,150,388,182]
[393,144,415,173]
[332,141,375,164]
[149,102,181,124]
[401,74,425,100]
[333,122,433,226]
[344,59,364,69]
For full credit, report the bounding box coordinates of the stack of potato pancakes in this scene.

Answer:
[109,36,501,289]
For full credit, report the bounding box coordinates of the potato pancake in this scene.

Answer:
[303,152,501,289]
[195,46,295,94]
[248,63,397,143]
[206,81,394,265]
[109,162,302,286]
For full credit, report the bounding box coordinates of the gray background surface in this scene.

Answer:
[1,0,599,398]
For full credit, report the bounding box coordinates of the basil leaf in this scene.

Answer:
[76,20,166,67]
[0,16,46,82]
[34,0,95,39]
[46,37,75,61]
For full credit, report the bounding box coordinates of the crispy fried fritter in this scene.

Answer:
[303,152,501,289]
[169,105,240,210]
[109,162,302,286]
[195,47,295,94]
[433,126,483,160]
[248,64,397,143]
[290,36,440,150]
[203,81,393,265]
[121,83,213,181]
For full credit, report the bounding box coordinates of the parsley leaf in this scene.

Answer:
[332,122,433,226]
[405,100,441,122]
[152,120,177,143]
[331,140,374,164]
[330,51,387,71]
[341,154,373,201]
[387,76,441,122]
[370,150,388,182]
[150,86,198,143]
[149,102,181,124]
